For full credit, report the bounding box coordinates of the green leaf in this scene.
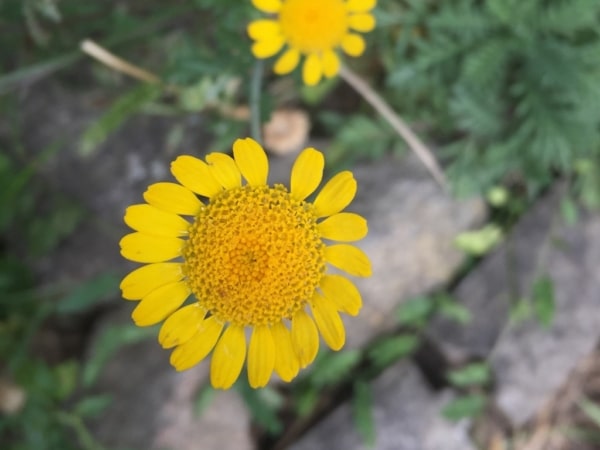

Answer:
[575,159,600,210]
[0,254,34,294]
[53,360,79,400]
[454,224,503,256]
[56,273,120,315]
[79,84,162,157]
[532,275,555,328]
[560,196,579,226]
[447,363,490,388]
[509,298,532,324]
[368,335,419,368]
[300,76,339,105]
[82,324,156,387]
[236,378,283,435]
[322,114,399,168]
[26,200,85,255]
[578,398,600,427]
[486,186,509,207]
[74,394,112,418]
[396,296,434,327]
[308,350,362,388]
[194,384,216,416]
[353,380,376,447]
[442,394,486,421]
[294,386,319,417]
[437,296,472,324]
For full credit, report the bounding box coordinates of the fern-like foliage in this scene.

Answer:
[377,0,600,195]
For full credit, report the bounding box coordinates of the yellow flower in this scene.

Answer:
[248,0,377,86]
[119,138,371,389]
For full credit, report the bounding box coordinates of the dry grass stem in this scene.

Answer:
[339,64,448,191]
[80,39,161,85]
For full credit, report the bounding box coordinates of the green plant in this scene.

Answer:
[377,0,600,195]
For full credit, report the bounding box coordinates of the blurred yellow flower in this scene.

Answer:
[119,138,371,389]
[248,0,377,86]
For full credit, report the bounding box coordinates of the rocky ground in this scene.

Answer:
[7,75,600,450]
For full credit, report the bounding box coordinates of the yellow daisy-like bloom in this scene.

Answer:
[119,138,371,389]
[248,0,377,86]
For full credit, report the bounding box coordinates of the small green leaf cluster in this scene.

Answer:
[443,362,491,421]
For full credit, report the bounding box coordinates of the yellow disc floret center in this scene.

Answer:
[279,0,348,54]
[183,185,325,327]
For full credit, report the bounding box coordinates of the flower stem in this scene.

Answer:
[339,64,448,191]
[250,59,264,143]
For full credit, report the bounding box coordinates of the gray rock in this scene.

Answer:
[290,361,476,450]
[347,156,486,349]
[87,307,253,450]
[18,81,211,287]
[428,188,600,426]
[492,206,600,425]
[427,189,564,363]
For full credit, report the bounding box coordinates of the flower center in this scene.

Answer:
[183,185,326,326]
[279,0,348,54]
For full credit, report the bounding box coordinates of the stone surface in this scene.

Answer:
[17,81,210,286]
[290,361,476,450]
[428,188,600,426]
[492,208,600,425]
[427,192,560,363]
[87,308,253,450]
[346,156,486,349]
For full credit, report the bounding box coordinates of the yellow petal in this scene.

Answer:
[312,171,357,218]
[346,0,376,13]
[211,324,247,389]
[310,294,345,351]
[271,322,300,382]
[291,309,319,368]
[170,316,224,371]
[171,155,222,198]
[143,182,202,216]
[319,275,362,316]
[124,204,190,238]
[348,13,376,32]
[252,0,282,13]
[233,138,269,186]
[290,147,324,201]
[120,232,184,263]
[159,303,205,349]
[322,50,340,78]
[251,36,286,58]
[324,244,372,277]
[247,19,281,41]
[206,152,241,190]
[317,212,367,242]
[341,34,366,57]
[131,281,190,326]
[274,48,301,75]
[247,326,276,388]
[302,53,323,86]
[120,262,184,300]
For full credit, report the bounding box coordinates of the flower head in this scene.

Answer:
[248,0,377,86]
[120,138,371,389]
